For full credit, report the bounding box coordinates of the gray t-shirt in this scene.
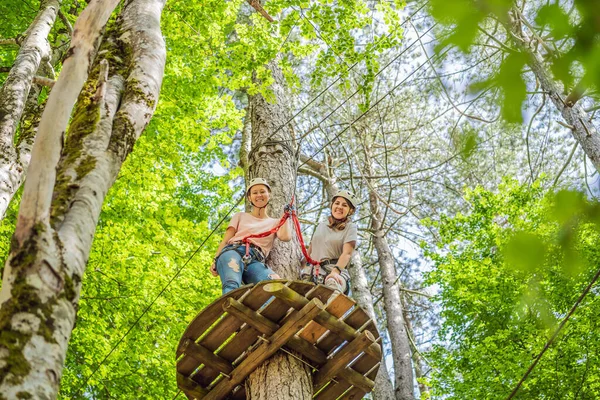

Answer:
[310,220,358,261]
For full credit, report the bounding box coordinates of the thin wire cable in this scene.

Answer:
[73,195,245,396]
[248,1,429,154]
[300,44,447,170]
[505,265,600,400]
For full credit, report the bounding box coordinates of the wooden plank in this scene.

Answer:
[224,298,279,335]
[223,297,328,365]
[176,286,249,357]
[338,367,375,392]
[180,338,233,374]
[181,283,271,387]
[301,292,355,345]
[314,330,376,392]
[318,353,379,400]
[177,372,208,399]
[343,307,374,334]
[340,387,366,399]
[264,283,381,360]
[230,385,246,399]
[204,298,324,400]
[314,379,349,400]
[216,291,296,364]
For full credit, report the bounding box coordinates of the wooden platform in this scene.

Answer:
[176,280,382,400]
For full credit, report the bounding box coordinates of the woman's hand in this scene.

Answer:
[210,261,218,277]
[325,267,340,282]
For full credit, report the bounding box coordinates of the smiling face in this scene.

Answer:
[248,184,270,207]
[331,196,353,219]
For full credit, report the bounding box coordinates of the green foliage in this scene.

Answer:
[424,179,600,399]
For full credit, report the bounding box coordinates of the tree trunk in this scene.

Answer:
[401,296,430,398]
[0,0,166,397]
[508,9,600,171]
[0,0,61,220]
[364,155,415,400]
[246,58,311,399]
[349,252,397,400]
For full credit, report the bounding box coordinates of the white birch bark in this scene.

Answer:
[364,155,415,400]
[349,252,397,400]
[0,0,166,397]
[0,0,60,145]
[508,10,600,171]
[246,58,312,399]
[0,0,61,220]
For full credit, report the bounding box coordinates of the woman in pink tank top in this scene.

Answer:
[210,178,292,294]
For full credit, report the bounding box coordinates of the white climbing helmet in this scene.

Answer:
[246,177,271,195]
[332,190,357,209]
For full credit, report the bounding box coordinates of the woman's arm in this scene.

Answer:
[210,226,237,276]
[335,241,356,270]
[276,216,293,242]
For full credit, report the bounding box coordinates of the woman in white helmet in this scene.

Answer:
[210,178,292,294]
[302,190,358,293]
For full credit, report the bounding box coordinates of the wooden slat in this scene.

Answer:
[338,366,375,392]
[216,291,297,365]
[301,292,355,345]
[314,330,376,391]
[187,282,277,385]
[180,339,233,374]
[177,280,381,399]
[317,352,380,400]
[178,372,208,399]
[224,298,278,334]
[314,379,349,400]
[223,297,328,365]
[176,286,249,357]
[264,283,381,360]
[340,387,366,399]
[230,385,246,399]
[204,298,324,400]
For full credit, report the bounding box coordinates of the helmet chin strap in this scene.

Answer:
[251,200,269,216]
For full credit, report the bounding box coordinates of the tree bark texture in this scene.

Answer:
[248,58,301,280]
[365,156,415,400]
[246,58,311,399]
[0,0,61,220]
[246,352,312,399]
[402,296,429,398]
[0,0,166,398]
[508,10,600,171]
[0,0,60,145]
[349,252,397,400]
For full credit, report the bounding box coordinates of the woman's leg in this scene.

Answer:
[216,248,244,294]
[243,259,279,285]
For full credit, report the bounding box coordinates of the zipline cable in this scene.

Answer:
[505,266,600,400]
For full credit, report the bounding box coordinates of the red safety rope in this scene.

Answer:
[240,196,319,265]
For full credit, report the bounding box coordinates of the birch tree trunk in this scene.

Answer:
[0,0,166,397]
[364,153,415,400]
[508,9,600,171]
[349,252,397,400]
[245,58,312,400]
[0,0,61,220]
